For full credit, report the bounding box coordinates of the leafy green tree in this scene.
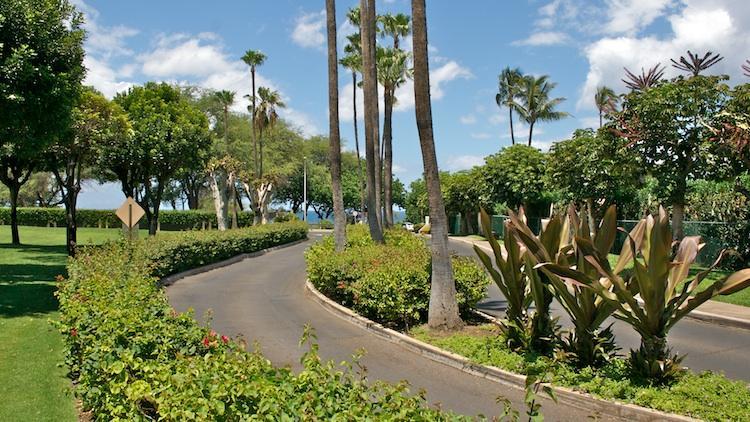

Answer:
[546,128,640,227]
[49,88,129,255]
[109,82,210,235]
[0,0,85,244]
[496,66,524,145]
[340,10,365,215]
[512,75,568,146]
[0,173,61,207]
[615,74,730,238]
[442,168,490,233]
[404,178,427,224]
[483,145,547,214]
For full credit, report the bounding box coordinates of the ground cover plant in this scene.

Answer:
[57,222,469,420]
[412,324,750,422]
[305,225,490,328]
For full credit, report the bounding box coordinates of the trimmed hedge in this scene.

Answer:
[0,207,253,230]
[58,222,463,420]
[305,225,490,328]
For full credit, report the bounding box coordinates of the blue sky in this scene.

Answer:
[74,0,750,209]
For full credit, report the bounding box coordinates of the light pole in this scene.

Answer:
[303,156,307,222]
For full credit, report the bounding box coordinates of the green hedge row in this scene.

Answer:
[0,207,253,230]
[58,222,463,420]
[305,225,490,328]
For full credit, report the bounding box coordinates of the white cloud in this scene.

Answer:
[446,155,484,171]
[280,108,320,137]
[578,0,748,111]
[140,33,235,78]
[83,56,134,98]
[603,0,674,34]
[513,31,571,46]
[488,114,506,126]
[459,114,477,125]
[291,10,326,50]
[470,132,492,140]
[392,164,407,174]
[339,60,472,122]
[72,0,138,58]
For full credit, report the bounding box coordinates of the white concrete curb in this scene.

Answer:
[159,237,308,287]
[305,279,696,422]
[451,236,750,331]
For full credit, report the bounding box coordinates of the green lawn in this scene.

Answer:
[0,226,145,422]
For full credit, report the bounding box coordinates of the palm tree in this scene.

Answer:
[378,13,411,229]
[594,86,617,128]
[411,0,462,331]
[253,86,285,177]
[241,50,267,176]
[359,0,383,242]
[513,75,569,146]
[622,64,664,91]
[496,66,523,145]
[340,24,366,219]
[377,47,410,228]
[214,90,238,228]
[326,0,346,251]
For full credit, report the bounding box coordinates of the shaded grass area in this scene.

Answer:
[411,324,750,422]
[0,226,144,422]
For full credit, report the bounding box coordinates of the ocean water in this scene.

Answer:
[294,210,406,224]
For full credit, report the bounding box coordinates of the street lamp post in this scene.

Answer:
[303,156,307,222]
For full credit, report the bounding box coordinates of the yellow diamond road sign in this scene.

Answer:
[116,197,145,228]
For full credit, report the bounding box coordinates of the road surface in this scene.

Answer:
[167,234,604,420]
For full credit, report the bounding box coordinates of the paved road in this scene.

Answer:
[446,238,750,382]
[167,235,605,421]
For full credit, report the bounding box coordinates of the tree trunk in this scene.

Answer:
[352,72,366,217]
[230,181,238,229]
[383,87,394,228]
[528,121,535,147]
[673,202,685,240]
[209,169,229,231]
[149,183,164,236]
[412,0,462,331]
[599,110,603,129]
[326,0,347,251]
[251,68,258,177]
[509,106,515,146]
[586,198,597,237]
[9,183,20,245]
[360,0,383,242]
[65,192,78,256]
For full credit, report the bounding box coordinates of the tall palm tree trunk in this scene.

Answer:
[528,121,535,147]
[509,106,515,145]
[360,0,383,242]
[326,0,346,251]
[352,72,366,218]
[251,68,258,177]
[383,87,394,227]
[411,0,462,331]
[599,110,603,129]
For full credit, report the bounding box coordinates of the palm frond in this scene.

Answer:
[670,50,723,76]
[622,64,664,91]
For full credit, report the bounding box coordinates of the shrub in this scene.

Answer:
[306,227,489,328]
[58,222,462,420]
[0,207,253,230]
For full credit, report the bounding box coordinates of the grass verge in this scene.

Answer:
[0,225,145,422]
[411,324,750,421]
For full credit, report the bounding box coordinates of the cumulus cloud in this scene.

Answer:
[83,56,134,98]
[470,132,492,140]
[339,60,472,122]
[446,155,485,171]
[140,33,237,78]
[513,31,571,46]
[603,0,675,34]
[291,10,326,50]
[578,0,749,110]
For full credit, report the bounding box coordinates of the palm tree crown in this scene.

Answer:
[241,50,266,70]
[378,13,410,49]
[512,74,569,146]
[253,87,285,133]
[496,66,524,145]
[594,86,617,128]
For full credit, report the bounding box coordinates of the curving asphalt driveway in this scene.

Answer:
[167,234,605,421]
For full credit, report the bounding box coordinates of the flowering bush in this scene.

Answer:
[58,223,461,420]
[306,226,490,328]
